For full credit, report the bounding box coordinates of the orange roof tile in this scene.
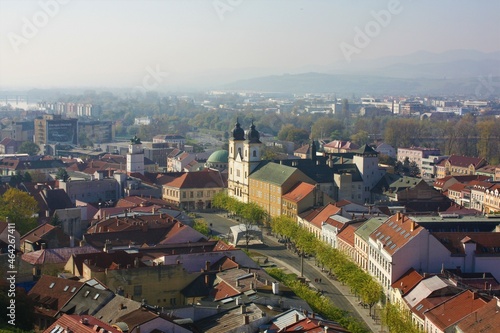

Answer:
[369,213,423,255]
[456,298,500,333]
[308,203,342,229]
[425,290,489,331]
[43,314,122,333]
[212,280,240,301]
[391,268,424,296]
[337,222,364,246]
[282,182,315,203]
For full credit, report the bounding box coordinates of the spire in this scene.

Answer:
[247,120,260,143]
[232,118,245,140]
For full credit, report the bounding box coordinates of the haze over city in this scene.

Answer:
[1,0,499,91]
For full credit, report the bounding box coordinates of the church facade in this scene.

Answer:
[227,120,263,203]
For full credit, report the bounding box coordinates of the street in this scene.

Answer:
[198,212,383,332]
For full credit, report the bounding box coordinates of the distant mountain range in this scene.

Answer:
[220,50,500,96]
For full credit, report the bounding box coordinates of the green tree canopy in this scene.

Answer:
[17,141,40,156]
[0,188,38,235]
[55,168,69,182]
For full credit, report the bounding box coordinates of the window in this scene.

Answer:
[170,297,176,305]
[134,285,142,296]
[253,150,257,157]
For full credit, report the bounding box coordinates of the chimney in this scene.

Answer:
[295,313,300,322]
[205,261,211,271]
[396,211,402,221]
[410,220,416,232]
[176,260,181,265]
[272,282,279,295]
[134,257,140,268]
[240,304,246,314]
[243,315,249,325]
[205,274,210,286]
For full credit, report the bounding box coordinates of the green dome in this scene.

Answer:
[207,150,229,164]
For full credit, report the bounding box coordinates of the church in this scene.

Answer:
[227,120,386,218]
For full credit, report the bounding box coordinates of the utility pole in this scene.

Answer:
[300,250,304,277]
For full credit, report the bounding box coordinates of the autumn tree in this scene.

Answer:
[0,188,38,235]
[311,118,344,140]
[17,141,40,156]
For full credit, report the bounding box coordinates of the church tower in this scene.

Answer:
[126,136,144,175]
[228,119,262,203]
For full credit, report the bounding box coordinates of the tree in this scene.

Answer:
[17,141,40,156]
[286,128,310,144]
[360,278,383,317]
[408,161,420,177]
[23,172,32,183]
[193,218,211,237]
[0,188,38,235]
[8,171,24,187]
[55,168,69,182]
[350,130,370,146]
[311,118,344,140]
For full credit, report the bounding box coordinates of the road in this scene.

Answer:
[198,212,383,332]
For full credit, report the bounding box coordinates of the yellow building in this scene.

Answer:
[281,182,318,220]
[483,184,500,214]
[436,155,487,178]
[248,162,315,218]
[162,169,226,210]
[65,250,199,307]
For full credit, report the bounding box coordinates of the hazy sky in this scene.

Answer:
[1,0,499,89]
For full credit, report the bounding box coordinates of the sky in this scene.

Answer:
[0,0,499,90]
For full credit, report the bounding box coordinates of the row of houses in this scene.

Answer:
[8,202,354,333]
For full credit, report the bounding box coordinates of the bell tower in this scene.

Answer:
[126,135,144,175]
[228,119,261,202]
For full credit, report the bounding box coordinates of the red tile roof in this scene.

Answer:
[424,290,489,331]
[21,223,63,243]
[447,155,486,168]
[337,222,364,246]
[212,280,240,301]
[43,314,122,333]
[306,203,342,229]
[22,245,100,265]
[163,169,225,189]
[448,182,467,192]
[431,232,500,255]
[294,144,311,155]
[369,213,424,255]
[29,276,84,318]
[282,182,315,203]
[391,268,424,296]
[456,298,500,333]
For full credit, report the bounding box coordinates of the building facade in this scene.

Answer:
[228,120,262,203]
